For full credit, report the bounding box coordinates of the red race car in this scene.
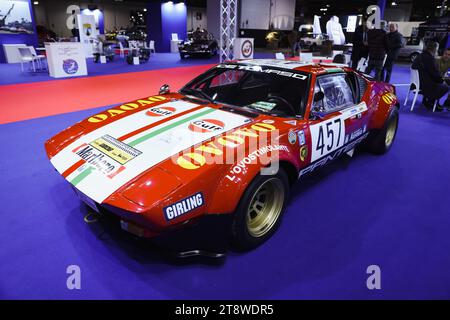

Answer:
[45,59,399,256]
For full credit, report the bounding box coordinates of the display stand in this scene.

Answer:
[45,42,87,78]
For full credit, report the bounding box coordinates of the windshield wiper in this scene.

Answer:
[180,88,215,103]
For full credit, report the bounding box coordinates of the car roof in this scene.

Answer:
[233,59,349,74]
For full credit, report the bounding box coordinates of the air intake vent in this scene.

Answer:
[357,75,368,101]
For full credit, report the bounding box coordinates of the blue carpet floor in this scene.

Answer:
[0,66,449,299]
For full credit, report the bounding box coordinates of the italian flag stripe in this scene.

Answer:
[118,105,205,142]
[70,166,94,186]
[68,107,217,188]
[128,108,216,146]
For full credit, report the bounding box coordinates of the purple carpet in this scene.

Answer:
[0,66,449,299]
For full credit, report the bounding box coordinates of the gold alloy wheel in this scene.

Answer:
[385,117,397,147]
[246,178,284,238]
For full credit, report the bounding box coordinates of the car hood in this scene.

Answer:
[48,97,252,204]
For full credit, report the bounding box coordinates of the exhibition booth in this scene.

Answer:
[0,0,450,302]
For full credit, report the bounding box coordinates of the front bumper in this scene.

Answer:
[95,202,234,258]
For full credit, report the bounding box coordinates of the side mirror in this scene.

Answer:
[313,91,324,102]
[310,92,325,119]
[159,84,170,95]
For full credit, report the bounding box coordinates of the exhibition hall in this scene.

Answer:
[0,0,449,302]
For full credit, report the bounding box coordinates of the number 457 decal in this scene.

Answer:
[310,117,346,162]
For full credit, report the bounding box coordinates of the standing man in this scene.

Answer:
[383,23,404,83]
[350,19,369,70]
[365,21,387,81]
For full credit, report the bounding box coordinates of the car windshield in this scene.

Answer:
[180,64,309,117]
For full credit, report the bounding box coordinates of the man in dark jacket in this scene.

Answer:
[365,21,387,81]
[383,23,404,83]
[350,21,368,69]
[412,41,450,110]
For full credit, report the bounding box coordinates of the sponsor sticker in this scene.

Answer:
[382,92,396,104]
[288,130,297,144]
[298,130,306,145]
[225,145,289,181]
[262,119,275,124]
[146,106,176,117]
[163,192,204,221]
[300,145,308,161]
[188,119,225,133]
[90,134,142,165]
[250,101,276,111]
[284,120,297,126]
[72,135,141,178]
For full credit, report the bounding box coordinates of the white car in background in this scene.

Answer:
[398,39,423,62]
[299,24,327,52]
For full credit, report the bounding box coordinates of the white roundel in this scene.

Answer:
[288,130,297,144]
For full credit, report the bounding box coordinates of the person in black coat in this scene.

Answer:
[412,41,450,110]
[365,21,387,81]
[383,23,404,83]
[350,22,368,69]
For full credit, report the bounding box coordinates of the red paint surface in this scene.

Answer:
[0,64,214,124]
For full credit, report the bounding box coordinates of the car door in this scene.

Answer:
[307,73,368,163]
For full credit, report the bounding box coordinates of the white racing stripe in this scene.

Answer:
[51,101,250,203]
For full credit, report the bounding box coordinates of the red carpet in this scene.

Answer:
[0,64,214,124]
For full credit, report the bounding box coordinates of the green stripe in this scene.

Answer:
[70,166,94,186]
[128,108,216,147]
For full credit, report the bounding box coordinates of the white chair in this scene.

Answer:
[356,57,367,72]
[118,41,125,58]
[28,46,46,70]
[275,52,285,60]
[404,68,421,111]
[18,47,39,72]
[149,40,155,54]
[404,68,438,112]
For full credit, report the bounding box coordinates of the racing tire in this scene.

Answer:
[231,168,289,251]
[366,107,399,155]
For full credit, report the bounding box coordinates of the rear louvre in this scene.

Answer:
[357,75,368,101]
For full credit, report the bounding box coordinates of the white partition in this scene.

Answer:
[3,44,27,63]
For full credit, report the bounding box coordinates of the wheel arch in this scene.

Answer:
[206,157,299,215]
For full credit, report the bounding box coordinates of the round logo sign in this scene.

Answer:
[188,119,225,133]
[146,106,176,117]
[241,40,253,58]
[62,59,78,74]
[288,130,297,144]
[300,145,308,161]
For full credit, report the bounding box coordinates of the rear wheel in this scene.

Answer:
[367,107,399,154]
[231,169,289,250]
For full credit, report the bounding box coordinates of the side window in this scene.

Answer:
[318,74,355,112]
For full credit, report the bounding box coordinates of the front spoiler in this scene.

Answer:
[93,205,233,259]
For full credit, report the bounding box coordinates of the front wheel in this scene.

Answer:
[367,107,399,154]
[231,169,289,251]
